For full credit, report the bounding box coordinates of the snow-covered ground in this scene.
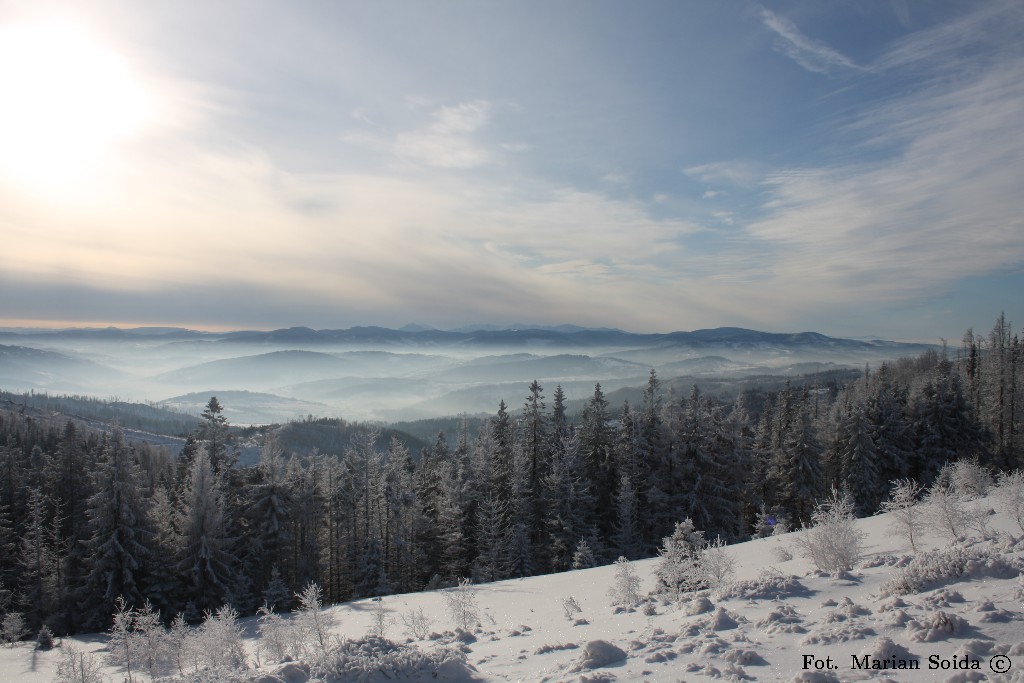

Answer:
[3,494,1023,683]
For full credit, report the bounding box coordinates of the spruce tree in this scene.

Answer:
[176,444,237,614]
[81,428,153,629]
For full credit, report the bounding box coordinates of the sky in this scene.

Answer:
[0,1,1022,341]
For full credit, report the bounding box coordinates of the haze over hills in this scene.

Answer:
[0,324,938,423]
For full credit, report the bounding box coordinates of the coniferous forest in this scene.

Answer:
[0,315,1021,637]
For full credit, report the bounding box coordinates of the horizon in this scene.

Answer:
[0,319,953,345]
[1,2,1022,340]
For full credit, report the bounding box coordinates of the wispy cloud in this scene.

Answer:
[759,8,859,75]
[684,161,764,187]
[394,100,493,169]
[745,55,1024,308]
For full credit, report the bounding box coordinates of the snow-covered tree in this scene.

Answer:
[607,556,641,609]
[881,479,925,551]
[654,519,706,600]
[81,428,153,629]
[176,444,237,613]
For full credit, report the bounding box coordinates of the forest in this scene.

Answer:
[0,315,1020,638]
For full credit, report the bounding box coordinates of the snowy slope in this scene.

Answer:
[3,494,1023,683]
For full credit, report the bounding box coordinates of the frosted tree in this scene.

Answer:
[544,430,596,571]
[507,441,535,577]
[572,538,597,569]
[176,444,237,613]
[608,556,641,608]
[578,384,614,538]
[881,479,925,551]
[444,577,480,631]
[794,488,865,573]
[994,469,1024,532]
[18,487,55,631]
[840,403,881,515]
[197,396,236,475]
[294,582,334,657]
[654,519,706,600]
[472,490,511,583]
[244,434,294,600]
[81,428,153,629]
[611,471,643,560]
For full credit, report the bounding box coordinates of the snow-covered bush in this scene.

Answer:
[312,636,473,681]
[699,537,736,585]
[752,507,790,539]
[368,598,393,639]
[938,459,993,499]
[717,568,808,601]
[794,488,865,573]
[654,519,706,600]
[608,556,642,608]
[256,603,292,664]
[994,469,1024,532]
[54,644,105,683]
[770,545,793,563]
[197,605,248,671]
[35,624,54,651]
[1,612,26,646]
[880,479,925,551]
[572,539,597,569]
[294,582,335,658]
[108,596,136,677]
[132,600,168,678]
[562,596,583,620]
[443,578,480,631]
[400,606,432,641]
[924,482,990,542]
[166,613,193,677]
[879,544,1020,596]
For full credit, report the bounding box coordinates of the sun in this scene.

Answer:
[0,20,154,195]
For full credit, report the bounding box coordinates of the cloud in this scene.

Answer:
[394,100,493,168]
[744,57,1024,308]
[759,8,859,75]
[684,161,764,188]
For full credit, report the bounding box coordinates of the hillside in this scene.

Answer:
[4,483,1023,682]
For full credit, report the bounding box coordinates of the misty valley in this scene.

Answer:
[0,324,934,425]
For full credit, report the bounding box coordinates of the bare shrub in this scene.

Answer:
[400,606,432,641]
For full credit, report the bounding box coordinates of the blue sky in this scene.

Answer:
[0,1,1021,341]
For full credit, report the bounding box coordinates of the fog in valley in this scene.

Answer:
[0,325,936,425]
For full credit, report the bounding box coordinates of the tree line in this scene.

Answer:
[0,314,1020,637]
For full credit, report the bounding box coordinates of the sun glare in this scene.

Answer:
[0,20,154,195]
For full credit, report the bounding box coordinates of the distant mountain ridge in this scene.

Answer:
[0,324,936,353]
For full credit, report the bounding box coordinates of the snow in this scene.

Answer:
[3,495,1023,683]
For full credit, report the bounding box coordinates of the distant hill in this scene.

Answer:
[0,343,126,392]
